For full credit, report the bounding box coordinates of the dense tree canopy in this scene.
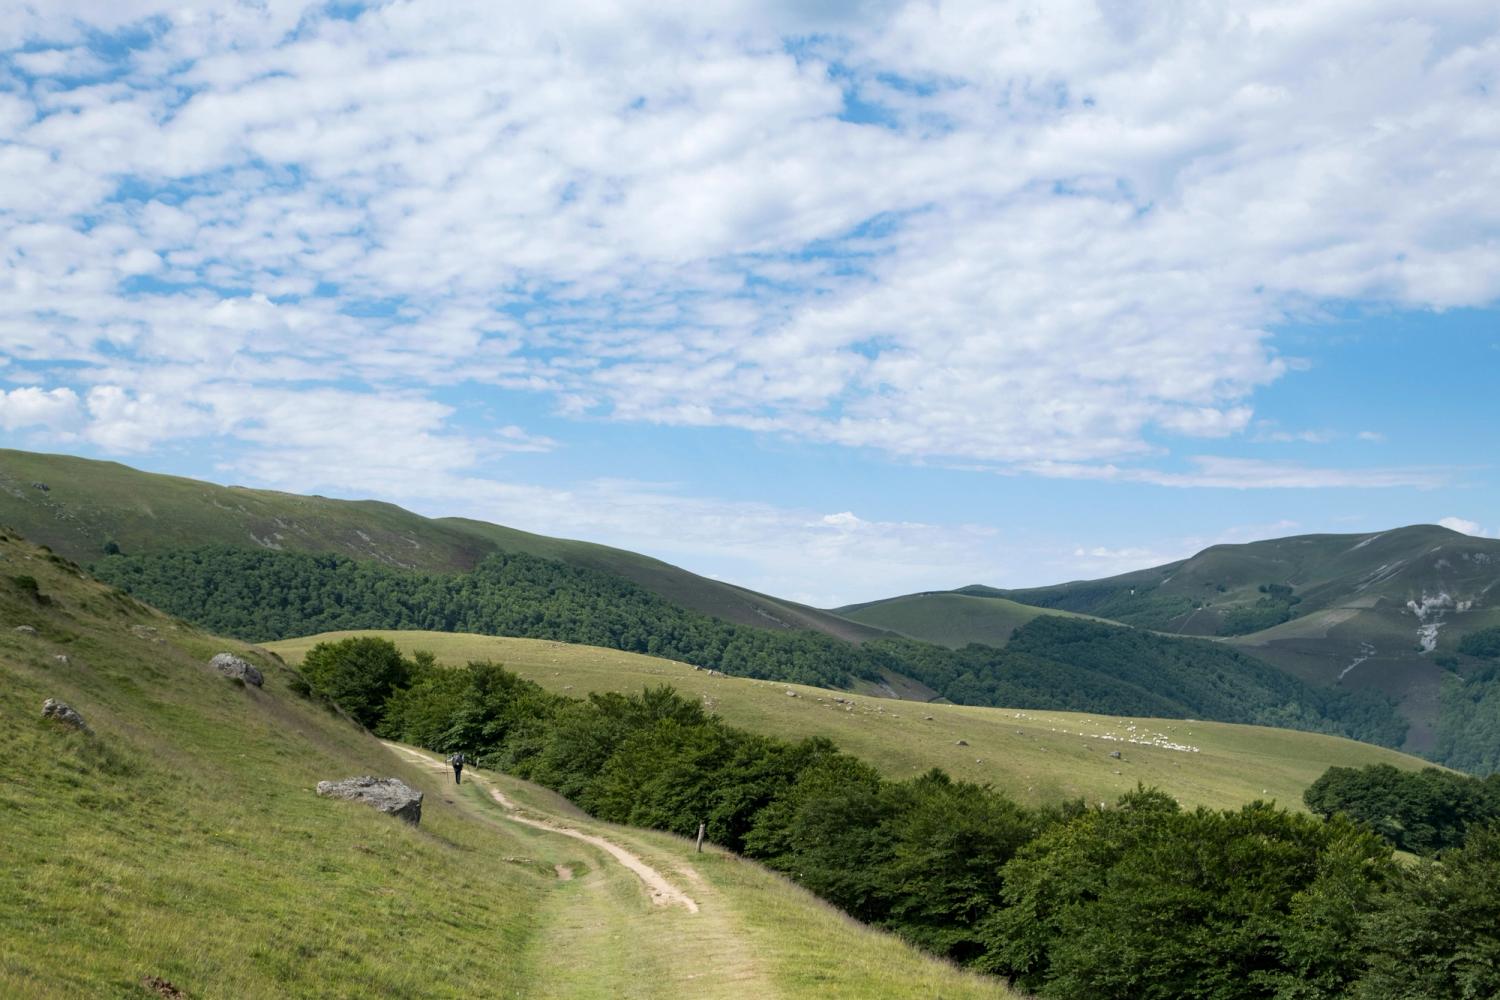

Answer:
[1354,824,1500,1000]
[95,545,1406,748]
[1435,665,1500,775]
[1457,626,1500,659]
[1302,763,1500,854]
[295,639,1483,999]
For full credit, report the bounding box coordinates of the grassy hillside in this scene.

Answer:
[908,525,1500,759]
[985,524,1500,641]
[837,591,1093,648]
[0,448,884,643]
[268,630,1432,813]
[0,532,1011,998]
[94,544,1406,746]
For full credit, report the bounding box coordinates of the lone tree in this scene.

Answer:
[300,636,412,729]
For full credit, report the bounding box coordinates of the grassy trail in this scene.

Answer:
[379,743,1009,1000]
[0,530,1010,998]
[380,742,779,998]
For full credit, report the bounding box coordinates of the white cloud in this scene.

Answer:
[0,0,1494,477]
[0,385,83,432]
[1251,422,1340,444]
[11,47,109,78]
[1438,516,1495,538]
[1025,456,1450,490]
[366,475,1006,608]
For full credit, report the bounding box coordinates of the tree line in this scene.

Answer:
[93,544,1407,748]
[299,636,1499,1000]
[1304,762,1500,855]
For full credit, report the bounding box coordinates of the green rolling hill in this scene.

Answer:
[860,526,1500,761]
[269,629,1436,814]
[9,448,1491,767]
[0,448,884,644]
[0,530,1012,998]
[837,591,1095,648]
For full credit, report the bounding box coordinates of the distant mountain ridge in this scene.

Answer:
[0,448,884,645]
[847,526,1500,762]
[0,449,1464,773]
[970,526,1500,636]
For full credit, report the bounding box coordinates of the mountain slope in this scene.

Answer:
[981,525,1500,640]
[89,543,1408,747]
[0,448,1424,755]
[0,530,1010,998]
[883,526,1500,758]
[837,591,1095,648]
[0,448,883,643]
[267,629,1435,813]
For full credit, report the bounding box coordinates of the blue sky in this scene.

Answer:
[1,1,1497,605]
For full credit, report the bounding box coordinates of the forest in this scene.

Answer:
[1303,762,1500,854]
[298,636,1499,1000]
[94,545,1406,747]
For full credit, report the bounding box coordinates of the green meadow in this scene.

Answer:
[0,533,1010,999]
[269,629,1432,812]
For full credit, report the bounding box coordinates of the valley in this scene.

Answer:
[268,629,1432,812]
[2,456,1492,998]
[0,530,1010,998]
[847,525,1500,762]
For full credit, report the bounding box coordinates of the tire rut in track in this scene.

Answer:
[382,740,699,912]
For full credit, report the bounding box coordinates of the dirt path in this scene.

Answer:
[382,741,698,912]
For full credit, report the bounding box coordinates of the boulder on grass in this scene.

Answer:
[41,698,90,732]
[210,652,263,687]
[316,777,423,825]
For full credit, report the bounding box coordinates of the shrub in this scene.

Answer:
[1356,824,1500,999]
[299,636,413,729]
[1458,626,1500,659]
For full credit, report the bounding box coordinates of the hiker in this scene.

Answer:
[448,751,466,784]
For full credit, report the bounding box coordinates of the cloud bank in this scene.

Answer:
[5,2,1499,471]
[2,1,1497,598]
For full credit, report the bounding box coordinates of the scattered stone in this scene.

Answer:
[14,624,37,635]
[129,624,158,639]
[53,654,70,665]
[209,652,263,687]
[140,976,186,999]
[1108,751,1122,759]
[41,698,90,732]
[955,739,968,746]
[315,777,423,825]
[923,715,934,721]
[1113,770,1122,775]
[785,690,798,698]
[30,481,49,492]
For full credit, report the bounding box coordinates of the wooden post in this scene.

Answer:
[696,822,706,853]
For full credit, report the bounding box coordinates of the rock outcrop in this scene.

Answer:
[210,652,264,687]
[315,776,423,825]
[41,698,90,732]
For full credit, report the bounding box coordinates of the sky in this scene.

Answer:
[1,0,1498,607]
